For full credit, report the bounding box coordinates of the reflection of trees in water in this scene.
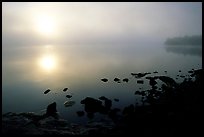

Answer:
[165,45,202,57]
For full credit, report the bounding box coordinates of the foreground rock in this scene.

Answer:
[2,112,116,136]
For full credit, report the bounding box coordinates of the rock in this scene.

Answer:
[131,72,151,78]
[137,80,144,84]
[101,78,108,82]
[64,100,76,107]
[114,78,120,82]
[81,97,103,113]
[66,94,72,98]
[114,99,119,102]
[81,97,102,105]
[46,102,57,116]
[135,91,141,95]
[123,78,129,82]
[44,89,51,94]
[99,96,108,100]
[157,76,178,87]
[180,75,185,78]
[63,88,68,92]
[104,99,112,110]
[149,78,157,86]
[188,70,194,73]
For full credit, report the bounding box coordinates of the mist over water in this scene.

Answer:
[2,43,202,123]
[2,2,202,125]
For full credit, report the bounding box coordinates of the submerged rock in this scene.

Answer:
[64,100,76,107]
[114,99,119,102]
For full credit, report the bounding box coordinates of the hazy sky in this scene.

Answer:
[2,2,202,46]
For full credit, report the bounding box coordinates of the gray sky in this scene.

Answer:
[2,2,202,46]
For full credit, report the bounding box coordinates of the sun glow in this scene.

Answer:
[39,55,56,71]
[34,15,57,36]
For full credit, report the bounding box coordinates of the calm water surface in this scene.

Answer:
[2,44,202,124]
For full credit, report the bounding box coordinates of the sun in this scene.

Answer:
[39,55,56,71]
[34,15,57,36]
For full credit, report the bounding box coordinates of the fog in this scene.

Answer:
[2,2,202,47]
[2,3,202,128]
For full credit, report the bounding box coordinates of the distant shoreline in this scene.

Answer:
[164,35,202,46]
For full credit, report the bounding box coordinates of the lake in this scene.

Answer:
[2,44,202,124]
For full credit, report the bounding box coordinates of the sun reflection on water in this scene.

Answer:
[39,55,57,71]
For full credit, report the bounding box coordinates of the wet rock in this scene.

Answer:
[145,76,152,79]
[66,94,72,98]
[99,96,108,100]
[179,70,181,72]
[44,89,51,94]
[46,102,57,116]
[123,78,129,82]
[114,99,119,102]
[157,76,178,87]
[135,91,141,95]
[188,70,194,73]
[81,97,102,106]
[131,72,151,78]
[81,97,103,113]
[149,78,157,86]
[104,99,112,110]
[153,71,158,74]
[114,78,120,83]
[101,78,108,82]
[63,88,68,92]
[64,100,76,107]
[98,97,112,111]
[137,80,144,84]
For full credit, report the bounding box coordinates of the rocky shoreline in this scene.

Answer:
[2,69,203,136]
